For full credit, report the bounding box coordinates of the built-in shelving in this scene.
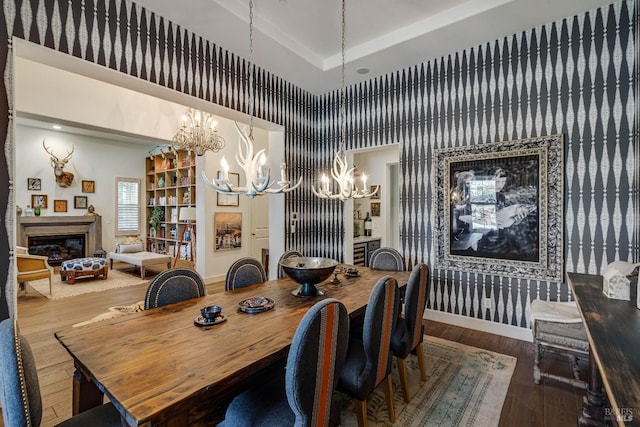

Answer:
[145,150,196,263]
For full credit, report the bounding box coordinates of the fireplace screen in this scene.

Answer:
[28,234,85,265]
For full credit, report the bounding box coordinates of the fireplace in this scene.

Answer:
[18,216,102,263]
[27,234,85,266]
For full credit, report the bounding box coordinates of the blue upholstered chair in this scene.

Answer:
[219,298,350,426]
[0,318,122,426]
[368,247,404,271]
[390,263,429,402]
[278,250,303,279]
[144,267,206,309]
[337,275,400,427]
[225,257,267,291]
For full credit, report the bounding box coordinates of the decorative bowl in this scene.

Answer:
[201,305,222,321]
[279,256,339,298]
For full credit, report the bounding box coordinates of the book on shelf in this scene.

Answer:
[170,208,178,223]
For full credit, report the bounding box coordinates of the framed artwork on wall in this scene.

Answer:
[82,180,95,193]
[31,194,47,208]
[54,199,67,212]
[27,178,41,191]
[370,202,381,217]
[370,185,380,199]
[433,134,564,281]
[216,172,240,207]
[214,212,242,251]
[74,196,88,209]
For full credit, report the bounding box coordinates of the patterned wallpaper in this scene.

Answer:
[0,0,637,328]
[317,0,638,327]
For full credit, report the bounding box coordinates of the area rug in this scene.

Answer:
[339,335,516,427]
[27,269,149,300]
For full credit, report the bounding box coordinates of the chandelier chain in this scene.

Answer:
[340,0,346,154]
[248,0,255,140]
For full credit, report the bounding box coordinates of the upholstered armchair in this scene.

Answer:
[225,257,267,291]
[369,247,404,271]
[16,246,54,295]
[144,267,206,309]
[220,299,350,426]
[391,263,429,402]
[338,275,400,427]
[0,318,122,426]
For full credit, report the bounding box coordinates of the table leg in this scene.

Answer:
[578,348,606,426]
[72,366,104,415]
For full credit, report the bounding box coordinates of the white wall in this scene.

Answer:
[15,54,284,284]
[353,145,400,246]
[15,125,149,253]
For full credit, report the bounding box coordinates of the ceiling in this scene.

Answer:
[132,0,617,94]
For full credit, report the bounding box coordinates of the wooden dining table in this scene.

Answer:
[55,265,411,426]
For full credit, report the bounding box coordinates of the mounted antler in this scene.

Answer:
[43,139,75,187]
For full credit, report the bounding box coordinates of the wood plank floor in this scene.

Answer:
[3,268,584,426]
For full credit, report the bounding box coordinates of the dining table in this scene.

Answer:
[55,265,411,427]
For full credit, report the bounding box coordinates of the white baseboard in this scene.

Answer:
[424,309,533,342]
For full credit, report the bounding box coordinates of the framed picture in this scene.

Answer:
[74,196,88,209]
[82,180,95,193]
[31,194,48,208]
[216,172,240,207]
[370,185,380,199]
[370,202,381,217]
[27,178,41,191]
[433,134,564,281]
[54,199,67,212]
[214,212,242,251]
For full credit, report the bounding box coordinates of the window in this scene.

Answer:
[115,177,140,236]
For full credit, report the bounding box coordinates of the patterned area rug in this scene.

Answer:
[26,268,149,300]
[339,335,516,427]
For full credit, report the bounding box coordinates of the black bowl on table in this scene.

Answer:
[279,256,339,298]
[201,305,222,321]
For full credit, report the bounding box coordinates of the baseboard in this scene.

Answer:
[424,309,533,342]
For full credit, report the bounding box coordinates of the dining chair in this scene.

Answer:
[368,247,404,271]
[16,246,54,295]
[277,250,303,279]
[144,267,206,309]
[337,275,400,427]
[0,318,122,426]
[390,263,429,402]
[224,257,267,291]
[219,298,349,427]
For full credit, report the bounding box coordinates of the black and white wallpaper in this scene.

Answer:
[0,0,637,329]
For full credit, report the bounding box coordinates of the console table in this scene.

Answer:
[568,272,640,426]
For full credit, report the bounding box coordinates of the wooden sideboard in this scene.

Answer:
[568,272,640,426]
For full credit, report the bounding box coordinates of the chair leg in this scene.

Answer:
[415,341,427,381]
[48,276,53,295]
[383,374,396,423]
[397,357,410,403]
[533,341,542,385]
[354,399,368,427]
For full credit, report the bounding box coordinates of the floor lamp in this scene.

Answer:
[174,206,196,268]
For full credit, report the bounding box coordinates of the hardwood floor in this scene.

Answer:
[3,271,584,426]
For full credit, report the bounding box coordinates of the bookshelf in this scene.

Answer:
[145,150,196,264]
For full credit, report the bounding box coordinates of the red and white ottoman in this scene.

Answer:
[60,257,109,284]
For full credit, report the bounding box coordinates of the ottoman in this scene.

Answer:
[61,257,109,284]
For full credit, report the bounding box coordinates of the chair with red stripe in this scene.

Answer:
[337,275,400,427]
[219,298,349,426]
[390,263,429,402]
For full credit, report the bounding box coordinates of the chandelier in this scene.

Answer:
[172,108,226,155]
[312,0,378,201]
[202,0,302,198]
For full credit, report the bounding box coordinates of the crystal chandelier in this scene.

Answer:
[312,0,378,201]
[202,0,302,198]
[172,108,226,155]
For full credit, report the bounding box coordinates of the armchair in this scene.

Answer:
[16,246,54,295]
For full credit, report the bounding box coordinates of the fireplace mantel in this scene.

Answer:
[18,216,102,257]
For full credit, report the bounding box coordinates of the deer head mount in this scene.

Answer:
[43,140,75,187]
